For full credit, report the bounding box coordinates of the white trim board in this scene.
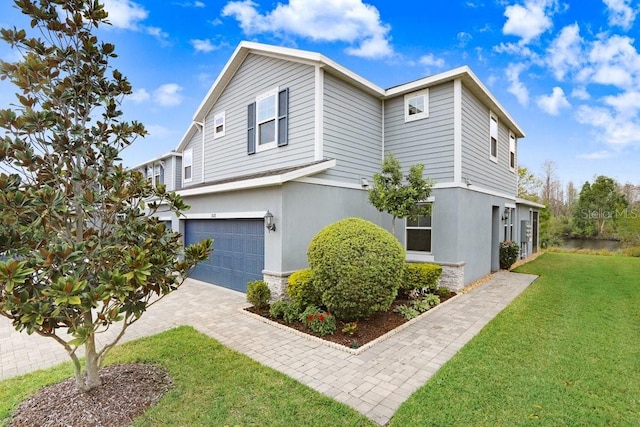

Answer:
[180,211,267,220]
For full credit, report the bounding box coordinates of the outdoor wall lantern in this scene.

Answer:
[501,207,510,223]
[264,210,276,232]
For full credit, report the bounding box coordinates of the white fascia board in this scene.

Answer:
[385,66,472,97]
[516,197,546,208]
[434,181,518,202]
[129,151,182,171]
[176,159,337,197]
[175,122,201,152]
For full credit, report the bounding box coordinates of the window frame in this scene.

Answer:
[154,163,163,186]
[255,87,279,152]
[405,202,433,256]
[404,89,429,123]
[489,112,498,163]
[213,111,225,139]
[183,148,193,183]
[509,131,516,172]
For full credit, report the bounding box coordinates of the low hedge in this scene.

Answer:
[499,241,520,269]
[402,263,442,293]
[286,269,322,308]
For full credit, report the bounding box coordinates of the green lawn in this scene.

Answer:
[390,252,640,426]
[0,326,374,427]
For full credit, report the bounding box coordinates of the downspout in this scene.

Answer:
[381,99,385,160]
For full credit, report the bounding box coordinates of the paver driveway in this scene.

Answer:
[0,271,536,425]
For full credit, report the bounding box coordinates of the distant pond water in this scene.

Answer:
[560,238,622,251]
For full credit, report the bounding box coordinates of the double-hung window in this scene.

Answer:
[247,87,289,154]
[404,89,429,122]
[213,111,225,139]
[183,148,193,183]
[509,131,516,171]
[154,163,163,186]
[489,112,498,161]
[406,203,433,253]
[503,208,515,242]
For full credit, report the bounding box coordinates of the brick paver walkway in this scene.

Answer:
[0,271,537,425]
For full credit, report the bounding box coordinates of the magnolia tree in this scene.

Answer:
[0,0,211,391]
[368,153,432,235]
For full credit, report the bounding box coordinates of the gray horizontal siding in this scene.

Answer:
[322,72,383,183]
[461,84,516,194]
[202,54,316,182]
[384,82,455,182]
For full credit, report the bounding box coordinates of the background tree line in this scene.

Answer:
[518,161,640,249]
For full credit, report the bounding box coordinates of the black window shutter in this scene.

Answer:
[247,102,256,154]
[277,88,289,147]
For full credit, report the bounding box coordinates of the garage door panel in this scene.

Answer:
[184,219,264,292]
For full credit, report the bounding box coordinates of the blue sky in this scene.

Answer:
[1,0,639,188]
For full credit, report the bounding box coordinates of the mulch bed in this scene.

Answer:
[9,363,172,427]
[247,293,455,349]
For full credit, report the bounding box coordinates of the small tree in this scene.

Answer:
[0,0,211,391]
[368,153,432,235]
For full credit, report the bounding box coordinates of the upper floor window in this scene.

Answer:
[256,89,277,150]
[183,148,193,183]
[146,166,153,183]
[213,111,225,139]
[406,203,433,253]
[247,87,289,154]
[509,131,516,171]
[154,163,164,186]
[404,89,429,122]
[489,112,498,162]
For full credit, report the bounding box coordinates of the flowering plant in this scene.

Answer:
[301,307,336,336]
[499,240,520,269]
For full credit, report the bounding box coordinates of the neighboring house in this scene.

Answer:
[140,41,542,294]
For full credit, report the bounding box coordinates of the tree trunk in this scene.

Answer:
[82,333,103,391]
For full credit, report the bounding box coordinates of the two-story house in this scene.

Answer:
[137,41,542,295]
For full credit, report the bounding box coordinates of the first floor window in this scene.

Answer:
[503,208,514,242]
[406,203,432,252]
[183,148,193,182]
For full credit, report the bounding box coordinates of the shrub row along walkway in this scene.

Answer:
[0,271,536,425]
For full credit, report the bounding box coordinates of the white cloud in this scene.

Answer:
[571,87,590,100]
[419,53,445,69]
[457,32,473,48]
[577,150,613,159]
[603,91,640,117]
[537,86,571,115]
[153,84,183,107]
[603,0,637,30]
[502,0,554,43]
[506,63,530,106]
[576,104,640,145]
[102,0,168,41]
[102,0,148,30]
[583,34,640,89]
[190,39,222,53]
[128,88,150,103]
[144,124,172,139]
[546,23,583,80]
[221,0,394,58]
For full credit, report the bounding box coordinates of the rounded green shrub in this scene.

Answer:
[246,280,270,309]
[307,217,405,320]
[286,269,322,308]
[402,262,442,294]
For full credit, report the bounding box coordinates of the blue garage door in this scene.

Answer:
[184,219,265,292]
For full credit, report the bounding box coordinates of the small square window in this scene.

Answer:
[213,111,225,139]
[404,89,429,122]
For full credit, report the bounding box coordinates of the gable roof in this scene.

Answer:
[180,40,524,152]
